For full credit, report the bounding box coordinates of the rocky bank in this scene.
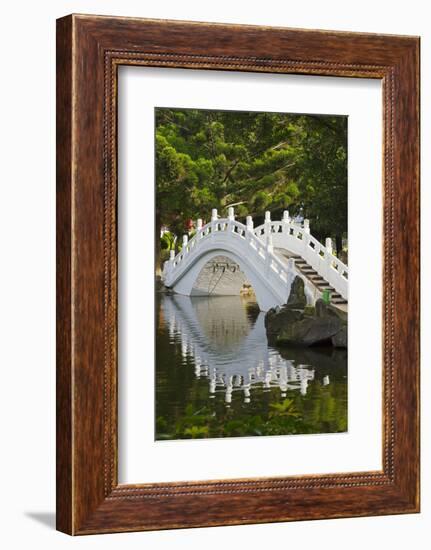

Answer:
[265,277,347,348]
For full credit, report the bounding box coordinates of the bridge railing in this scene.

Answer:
[163,210,294,295]
[163,208,348,302]
[254,212,348,299]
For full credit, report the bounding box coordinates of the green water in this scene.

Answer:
[155,293,347,440]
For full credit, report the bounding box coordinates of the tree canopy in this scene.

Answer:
[155,107,347,246]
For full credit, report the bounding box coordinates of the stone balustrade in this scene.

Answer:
[162,207,348,309]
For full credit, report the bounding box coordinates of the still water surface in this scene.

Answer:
[156,293,347,440]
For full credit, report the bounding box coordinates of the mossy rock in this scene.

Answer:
[275,316,343,347]
[303,305,316,317]
[265,298,347,348]
[285,276,307,309]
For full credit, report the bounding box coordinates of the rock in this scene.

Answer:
[303,305,316,317]
[265,298,347,348]
[285,276,307,309]
[265,306,304,345]
[332,326,347,348]
[315,299,347,323]
[274,315,343,347]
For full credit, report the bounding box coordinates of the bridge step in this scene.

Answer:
[291,256,347,306]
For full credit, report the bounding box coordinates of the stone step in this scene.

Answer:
[309,277,330,284]
[288,255,347,307]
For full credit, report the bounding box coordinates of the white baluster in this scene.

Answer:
[227,206,234,220]
[210,208,218,236]
[323,238,333,282]
[325,238,333,283]
[246,215,254,231]
[266,233,273,253]
[283,210,290,223]
[264,211,271,240]
[301,222,310,259]
[197,218,203,230]
[182,235,188,253]
[169,250,175,261]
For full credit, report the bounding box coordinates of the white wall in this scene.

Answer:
[0,0,427,548]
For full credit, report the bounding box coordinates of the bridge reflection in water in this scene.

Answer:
[163,294,319,405]
[156,294,347,441]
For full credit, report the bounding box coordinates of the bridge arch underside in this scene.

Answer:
[190,254,248,297]
[168,249,287,312]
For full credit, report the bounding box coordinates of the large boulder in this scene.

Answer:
[265,307,304,342]
[269,314,342,347]
[332,326,347,348]
[315,298,347,323]
[265,298,347,348]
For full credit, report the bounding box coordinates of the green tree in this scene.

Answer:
[155,108,347,267]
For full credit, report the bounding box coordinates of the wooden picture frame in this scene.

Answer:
[56,14,420,535]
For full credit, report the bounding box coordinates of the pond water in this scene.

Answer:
[155,293,347,440]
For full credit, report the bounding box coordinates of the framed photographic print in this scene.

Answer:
[56,14,420,535]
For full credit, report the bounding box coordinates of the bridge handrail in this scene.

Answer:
[163,217,294,287]
[254,219,348,284]
[163,208,348,302]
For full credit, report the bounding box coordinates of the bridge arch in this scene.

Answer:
[162,213,329,311]
[189,254,247,297]
[167,246,288,312]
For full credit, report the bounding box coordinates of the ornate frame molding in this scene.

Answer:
[57,15,419,534]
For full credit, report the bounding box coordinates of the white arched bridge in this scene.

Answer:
[162,208,348,312]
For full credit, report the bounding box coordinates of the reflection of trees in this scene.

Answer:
[155,294,347,439]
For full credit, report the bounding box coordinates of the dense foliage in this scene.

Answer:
[156,108,347,255]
